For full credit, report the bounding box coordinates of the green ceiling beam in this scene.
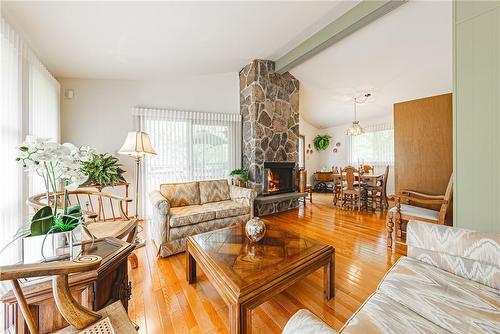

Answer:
[275,0,407,74]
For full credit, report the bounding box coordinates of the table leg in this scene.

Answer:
[229,303,251,334]
[323,254,335,300]
[186,251,197,283]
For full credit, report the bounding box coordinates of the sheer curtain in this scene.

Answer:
[28,55,61,196]
[1,18,24,268]
[349,122,394,167]
[135,107,241,218]
[0,17,60,263]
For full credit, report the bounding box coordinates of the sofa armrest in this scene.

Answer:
[149,190,171,215]
[230,185,256,200]
[283,309,338,334]
[149,190,172,250]
[406,220,500,289]
[230,185,257,218]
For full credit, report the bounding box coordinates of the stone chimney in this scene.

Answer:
[239,60,299,194]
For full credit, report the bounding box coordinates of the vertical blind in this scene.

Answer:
[349,122,394,166]
[135,107,241,218]
[0,17,60,268]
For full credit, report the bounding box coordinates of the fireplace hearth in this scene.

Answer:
[263,162,296,195]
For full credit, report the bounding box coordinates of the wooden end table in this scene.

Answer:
[186,224,335,334]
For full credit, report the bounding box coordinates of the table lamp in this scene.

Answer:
[118,131,156,218]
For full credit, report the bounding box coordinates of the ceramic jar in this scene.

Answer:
[245,217,266,242]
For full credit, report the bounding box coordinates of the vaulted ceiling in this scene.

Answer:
[2,1,357,79]
[3,1,452,128]
[290,1,452,128]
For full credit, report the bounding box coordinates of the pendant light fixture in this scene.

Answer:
[347,93,371,136]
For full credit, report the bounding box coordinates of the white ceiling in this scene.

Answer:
[291,0,452,128]
[2,1,358,80]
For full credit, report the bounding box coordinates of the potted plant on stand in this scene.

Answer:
[8,136,94,261]
[81,153,126,188]
[229,168,249,188]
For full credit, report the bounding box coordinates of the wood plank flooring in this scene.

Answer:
[129,201,404,334]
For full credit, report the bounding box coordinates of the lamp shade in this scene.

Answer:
[118,131,156,157]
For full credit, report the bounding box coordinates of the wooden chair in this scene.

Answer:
[366,165,390,211]
[298,169,312,204]
[340,166,366,211]
[386,174,453,248]
[0,255,137,333]
[28,190,139,269]
[332,173,343,206]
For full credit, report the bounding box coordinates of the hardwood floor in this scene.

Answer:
[129,202,404,334]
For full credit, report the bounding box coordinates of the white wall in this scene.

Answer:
[299,116,320,183]
[59,72,239,212]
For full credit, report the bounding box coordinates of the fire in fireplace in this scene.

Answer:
[263,162,296,195]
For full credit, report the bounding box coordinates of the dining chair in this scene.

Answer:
[386,174,453,248]
[332,173,343,206]
[366,165,390,211]
[0,255,137,334]
[28,190,139,269]
[340,166,366,211]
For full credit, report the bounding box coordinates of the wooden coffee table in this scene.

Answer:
[186,224,335,334]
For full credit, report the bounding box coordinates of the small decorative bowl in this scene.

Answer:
[245,217,266,243]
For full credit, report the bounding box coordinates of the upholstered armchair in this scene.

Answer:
[149,179,256,257]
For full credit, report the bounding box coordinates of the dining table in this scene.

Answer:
[333,172,385,210]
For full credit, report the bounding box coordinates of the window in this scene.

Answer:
[349,124,394,166]
[136,108,241,218]
[0,18,60,266]
[298,135,305,168]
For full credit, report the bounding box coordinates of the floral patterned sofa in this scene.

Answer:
[283,220,500,334]
[149,179,256,257]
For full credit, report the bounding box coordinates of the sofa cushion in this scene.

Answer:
[378,257,500,334]
[282,309,337,334]
[169,205,215,228]
[341,291,451,334]
[199,179,230,204]
[389,204,439,221]
[160,182,200,207]
[201,200,250,219]
[407,220,500,289]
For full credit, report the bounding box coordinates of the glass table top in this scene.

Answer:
[190,223,332,289]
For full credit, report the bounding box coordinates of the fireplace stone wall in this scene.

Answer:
[239,59,300,195]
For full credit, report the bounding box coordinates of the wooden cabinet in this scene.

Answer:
[394,93,453,224]
[1,238,134,333]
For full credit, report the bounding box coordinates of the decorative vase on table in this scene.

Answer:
[245,217,266,243]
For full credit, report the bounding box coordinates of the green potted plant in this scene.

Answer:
[81,153,126,188]
[313,135,332,151]
[229,168,249,187]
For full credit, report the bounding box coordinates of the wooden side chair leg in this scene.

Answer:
[11,280,39,334]
[387,215,394,248]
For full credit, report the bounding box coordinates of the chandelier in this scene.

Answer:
[347,93,371,136]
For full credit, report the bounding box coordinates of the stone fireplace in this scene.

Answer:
[240,59,301,216]
[262,161,296,195]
